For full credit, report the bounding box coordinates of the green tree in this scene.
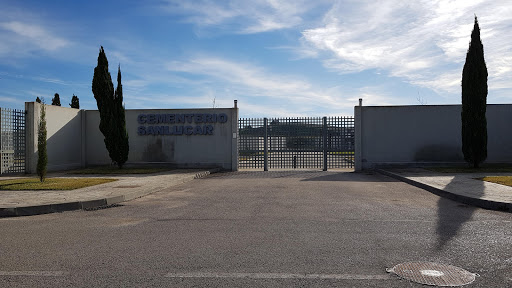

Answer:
[462,16,488,168]
[51,93,61,106]
[69,94,80,109]
[37,102,48,182]
[92,46,129,168]
[111,65,129,168]
[36,97,41,103]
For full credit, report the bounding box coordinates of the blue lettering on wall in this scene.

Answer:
[138,114,146,124]
[172,126,183,135]
[147,114,156,124]
[157,114,167,123]
[176,114,185,123]
[194,125,203,135]
[154,126,163,135]
[218,113,228,123]
[185,114,194,123]
[137,113,228,136]
[205,125,213,135]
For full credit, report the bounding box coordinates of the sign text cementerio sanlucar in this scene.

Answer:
[137,113,228,135]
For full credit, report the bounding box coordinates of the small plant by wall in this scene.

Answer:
[37,102,48,182]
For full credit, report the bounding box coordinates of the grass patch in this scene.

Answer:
[480,176,512,187]
[0,178,117,191]
[328,151,355,155]
[68,166,171,175]
[429,165,512,173]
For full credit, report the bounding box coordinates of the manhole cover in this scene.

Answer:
[387,262,476,286]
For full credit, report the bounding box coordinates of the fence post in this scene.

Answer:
[264,118,268,171]
[354,102,363,171]
[323,116,327,171]
[231,105,239,171]
[0,108,2,174]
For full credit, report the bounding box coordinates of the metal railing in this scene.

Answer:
[0,108,26,174]
[239,116,354,170]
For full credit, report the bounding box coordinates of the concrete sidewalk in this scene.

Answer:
[0,169,216,217]
[377,167,512,212]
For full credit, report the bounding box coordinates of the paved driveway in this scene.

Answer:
[0,170,511,287]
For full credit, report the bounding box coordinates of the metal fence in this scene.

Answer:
[238,118,266,169]
[1,108,26,174]
[239,116,354,170]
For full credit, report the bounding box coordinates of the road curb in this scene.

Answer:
[0,169,219,217]
[375,169,512,213]
[0,198,124,217]
[194,168,222,179]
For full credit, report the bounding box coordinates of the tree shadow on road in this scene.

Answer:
[301,171,400,182]
[436,175,484,250]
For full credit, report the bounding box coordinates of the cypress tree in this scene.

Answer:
[51,93,61,106]
[462,16,488,168]
[92,47,129,168]
[112,65,129,168]
[37,102,48,182]
[92,46,115,164]
[70,94,80,109]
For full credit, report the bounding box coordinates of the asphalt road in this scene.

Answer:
[0,170,511,287]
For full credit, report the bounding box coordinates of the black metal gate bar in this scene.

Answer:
[264,118,268,171]
[268,117,323,169]
[323,117,327,171]
[238,116,354,170]
[0,108,26,174]
[238,118,265,169]
[326,116,355,168]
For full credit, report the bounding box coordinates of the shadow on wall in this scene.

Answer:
[37,107,82,172]
[435,175,484,250]
[414,145,464,162]
[142,138,174,162]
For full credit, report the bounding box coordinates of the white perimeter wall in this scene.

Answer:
[26,102,83,173]
[84,108,238,170]
[355,104,512,170]
[25,103,239,172]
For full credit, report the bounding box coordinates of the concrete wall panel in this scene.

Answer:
[356,104,512,170]
[25,103,238,172]
[25,103,82,173]
[85,108,237,170]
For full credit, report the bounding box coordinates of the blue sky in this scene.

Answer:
[1,0,511,117]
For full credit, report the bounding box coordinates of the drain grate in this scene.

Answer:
[387,262,476,286]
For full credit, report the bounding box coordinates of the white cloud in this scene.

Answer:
[32,76,71,86]
[0,21,70,56]
[161,0,324,34]
[169,57,310,94]
[410,71,462,94]
[301,0,512,94]
[166,56,359,116]
[0,96,22,104]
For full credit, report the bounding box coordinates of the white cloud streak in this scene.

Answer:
[0,21,70,57]
[161,0,323,34]
[302,0,512,94]
[165,56,382,116]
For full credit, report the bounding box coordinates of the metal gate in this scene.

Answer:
[238,116,354,170]
[0,108,26,174]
